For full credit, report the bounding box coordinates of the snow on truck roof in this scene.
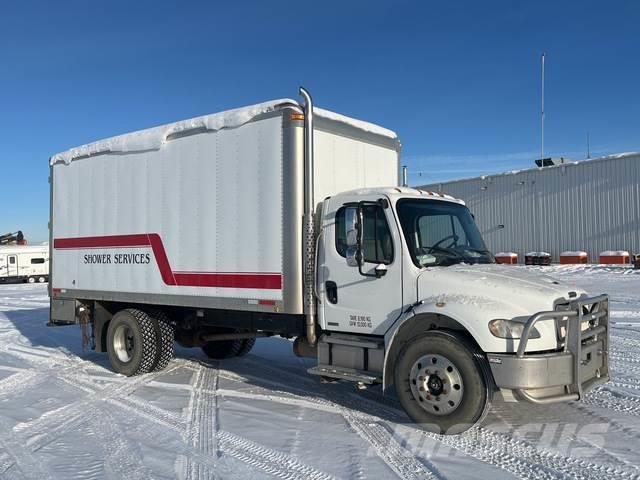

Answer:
[50,99,398,165]
[333,187,465,205]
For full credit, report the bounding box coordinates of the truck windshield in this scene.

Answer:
[397,199,495,267]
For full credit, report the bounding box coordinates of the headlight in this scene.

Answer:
[488,319,541,339]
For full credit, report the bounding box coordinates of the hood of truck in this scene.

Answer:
[415,264,585,352]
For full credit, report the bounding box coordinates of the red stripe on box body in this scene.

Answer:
[53,234,282,290]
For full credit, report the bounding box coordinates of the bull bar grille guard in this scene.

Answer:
[515,294,610,404]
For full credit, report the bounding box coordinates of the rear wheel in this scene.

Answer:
[107,309,157,376]
[38,276,46,283]
[236,338,256,357]
[201,328,255,359]
[27,277,35,284]
[202,339,243,359]
[394,331,491,434]
[147,310,175,372]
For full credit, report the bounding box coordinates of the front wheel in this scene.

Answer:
[394,331,491,434]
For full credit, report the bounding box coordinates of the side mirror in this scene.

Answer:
[344,207,360,268]
[346,228,358,247]
[374,264,388,278]
[342,201,386,279]
[346,246,359,267]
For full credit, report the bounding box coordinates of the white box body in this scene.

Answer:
[50,100,400,314]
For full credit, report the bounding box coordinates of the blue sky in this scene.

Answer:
[1,0,639,242]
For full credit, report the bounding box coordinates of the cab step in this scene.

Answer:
[307,365,381,384]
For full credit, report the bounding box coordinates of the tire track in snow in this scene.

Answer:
[213,368,442,480]
[583,386,640,417]
[0,358,116,477]
[173,363,337,480]
[0,416,55,480]
[610,376,640,393]
[18,364,183,451]
[433,425,637,480]
[214,388,410,479]
[184,364,219,480]
[351,392,640,480]
[3,362,178,478]
[108,395,186,435]
[0,450,14,477]
[0,369,40,398]
[87,408,152,480]
[217,430,335,480]
[185,363,337,480]
[239,360,444,478]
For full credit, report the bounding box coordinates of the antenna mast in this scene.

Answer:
[541,52,546,161]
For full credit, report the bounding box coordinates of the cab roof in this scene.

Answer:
[330,186,465,205]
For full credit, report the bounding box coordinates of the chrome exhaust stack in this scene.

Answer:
[299,86,317,346]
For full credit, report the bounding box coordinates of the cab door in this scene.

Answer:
[318,194,403,335]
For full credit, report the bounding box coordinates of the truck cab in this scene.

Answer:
[310,187,610,433]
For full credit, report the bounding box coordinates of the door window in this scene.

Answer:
[9,257,15,264]
[335,205,394,264]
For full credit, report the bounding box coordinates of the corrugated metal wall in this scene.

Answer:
[420,153,640,262]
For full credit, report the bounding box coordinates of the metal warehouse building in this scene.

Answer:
[419,152,640,262]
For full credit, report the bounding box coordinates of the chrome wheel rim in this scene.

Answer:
[113,324,135,363]
[409,354,464,416]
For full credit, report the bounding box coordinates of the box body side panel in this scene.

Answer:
[314,129,399,202]
[52,116,284,307]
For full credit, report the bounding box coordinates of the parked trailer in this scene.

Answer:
[0,245,49,283]
[49,89,610,434]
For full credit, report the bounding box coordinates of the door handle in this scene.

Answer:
[325,281,338,304]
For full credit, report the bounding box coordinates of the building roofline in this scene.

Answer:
[419,151,640,189]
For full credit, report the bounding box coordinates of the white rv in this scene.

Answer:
[48,89,609,434]
[0,245,49,283]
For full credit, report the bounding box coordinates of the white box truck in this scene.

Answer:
[49,88,609,433]
[0,245,49,283]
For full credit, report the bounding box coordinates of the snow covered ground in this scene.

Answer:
[0,265,639,479]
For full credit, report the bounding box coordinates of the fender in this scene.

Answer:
[382,303,487,391]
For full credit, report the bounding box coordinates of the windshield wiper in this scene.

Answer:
[424,246,466,266]
[462,247,493,255]
[427,246,464,258]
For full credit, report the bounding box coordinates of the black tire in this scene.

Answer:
[106,309,158,376]
[202,339,243,359]
[236,337,256,357]
[147,310,175,372]
[394,331,491,434]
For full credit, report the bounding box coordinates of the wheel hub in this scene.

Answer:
[409,353,464,416]
[113,324,135,363]
[427,374,444,395]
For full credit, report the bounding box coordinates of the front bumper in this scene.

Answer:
[487,294,610,404]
